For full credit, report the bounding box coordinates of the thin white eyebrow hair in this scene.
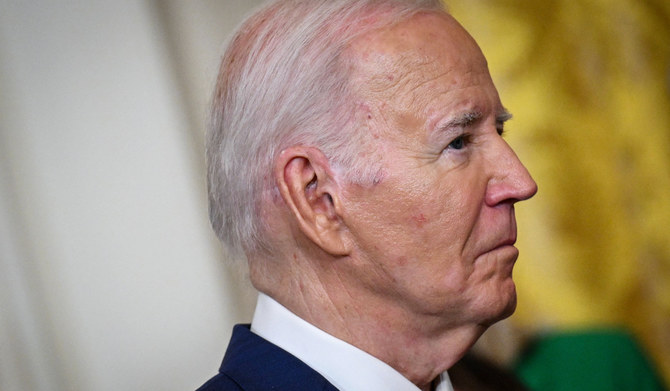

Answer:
[441,110,483,130]
[437,109,511,134]
[496,109,513,124]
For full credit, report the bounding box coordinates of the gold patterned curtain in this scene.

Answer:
[447,0,670,384]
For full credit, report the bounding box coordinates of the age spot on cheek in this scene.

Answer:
[412,213,427,228]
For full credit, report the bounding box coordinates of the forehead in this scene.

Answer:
[351,12,480,60]
[346,12,495,122]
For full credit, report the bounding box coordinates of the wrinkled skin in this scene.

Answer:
[339,11,538,332]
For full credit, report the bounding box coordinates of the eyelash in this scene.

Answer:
[446,124,507,152]
[447,133,472,150]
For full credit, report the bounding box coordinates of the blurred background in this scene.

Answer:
[0,0,668,390]
[449,1,670,389]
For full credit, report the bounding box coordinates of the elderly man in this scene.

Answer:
[199,0,537,390]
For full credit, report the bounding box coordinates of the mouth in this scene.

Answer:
[473,235,518,262]
[492,237,516,251]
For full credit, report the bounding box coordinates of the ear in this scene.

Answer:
[275,146,350,256]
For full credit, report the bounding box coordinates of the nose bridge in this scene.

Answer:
[486,138,538,205]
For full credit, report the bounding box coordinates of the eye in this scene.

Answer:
[447,133,471,150]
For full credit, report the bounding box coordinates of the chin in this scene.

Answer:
[480,284,518,327]
[498,292,518,320]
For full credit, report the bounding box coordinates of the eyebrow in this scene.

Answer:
[436,108,513,134]
[496,109,513,124]
[441,110,483,130]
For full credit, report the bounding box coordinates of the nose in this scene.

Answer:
[485,140,538,206]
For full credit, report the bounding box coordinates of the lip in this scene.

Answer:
[493,237,517,250]
[475,236,517,260]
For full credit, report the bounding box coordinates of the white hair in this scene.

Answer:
[207,0,446,260]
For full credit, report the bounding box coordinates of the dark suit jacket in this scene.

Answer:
[196,324,339,391]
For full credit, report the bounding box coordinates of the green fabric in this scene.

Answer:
[515,329,667,391]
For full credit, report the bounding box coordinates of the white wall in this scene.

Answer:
[0,1,262,390]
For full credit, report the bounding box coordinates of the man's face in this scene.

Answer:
[339,12,537,329]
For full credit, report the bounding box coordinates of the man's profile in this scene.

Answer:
[199,0,537,390]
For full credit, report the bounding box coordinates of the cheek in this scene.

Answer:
[410,212,428,228]
[408,174,489,282]
[413,176,483,251]
[344,163,487,270]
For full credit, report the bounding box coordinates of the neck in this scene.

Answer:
[254,253,484,388]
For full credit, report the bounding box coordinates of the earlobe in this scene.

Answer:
[275,147,350,256]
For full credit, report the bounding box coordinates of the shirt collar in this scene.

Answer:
[251,293,453,391]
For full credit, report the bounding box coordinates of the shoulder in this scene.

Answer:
[196,324,338,391]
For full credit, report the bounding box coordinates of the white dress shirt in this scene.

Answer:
[251,293,454,391]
